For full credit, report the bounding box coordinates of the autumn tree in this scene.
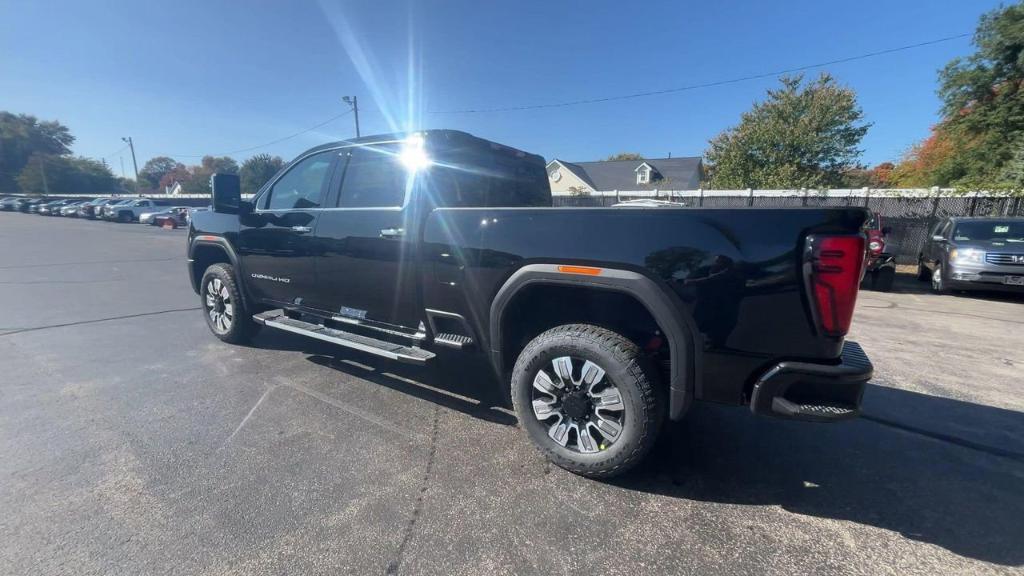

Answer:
[158,164,193,192]
[891,127,963,187]
[929,3,1024,191]
[183,155,239,194]
[704,74,870,188]
[139,156,183,190]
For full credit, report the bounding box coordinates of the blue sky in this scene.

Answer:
[0,0,1002,173]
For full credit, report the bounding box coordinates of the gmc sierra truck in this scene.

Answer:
[188,130,873,478]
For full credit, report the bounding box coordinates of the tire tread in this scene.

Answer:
[511,323,664,479]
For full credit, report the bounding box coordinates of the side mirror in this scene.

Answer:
[881,226,892,235]
[211,173,241,214]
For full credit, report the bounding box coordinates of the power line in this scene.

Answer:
[431,32,972,114]
[168,109,354,158]
[99,144,130,162]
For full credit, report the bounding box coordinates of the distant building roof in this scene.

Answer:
[548,157,703,190]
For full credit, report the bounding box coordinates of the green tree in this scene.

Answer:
[139,156,183,190]
[935,3,1024,191]
[605,153,643,161]
[704,73,870,189]
[16,154,115,194]
[183,155,239,194]
[239,153,285,195]
[0,112,74,193]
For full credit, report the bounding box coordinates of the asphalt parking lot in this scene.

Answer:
[1,212,1023,576]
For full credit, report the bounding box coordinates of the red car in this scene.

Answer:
[862,212,896,291]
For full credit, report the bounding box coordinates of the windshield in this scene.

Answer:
[952,221,1024,243]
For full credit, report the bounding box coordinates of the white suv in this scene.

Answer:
[104,199,162,223]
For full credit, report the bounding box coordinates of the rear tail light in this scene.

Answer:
[804,235,865,338]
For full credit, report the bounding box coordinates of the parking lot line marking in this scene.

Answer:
[282,381,425,441]
[0,256,181,270]
[0,307,202,337]
[220,385,278,449]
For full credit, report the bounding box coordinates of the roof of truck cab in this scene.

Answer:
[299,129,543,162]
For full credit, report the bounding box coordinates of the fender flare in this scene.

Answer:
[188,236,251,309]
[489,263,700,420]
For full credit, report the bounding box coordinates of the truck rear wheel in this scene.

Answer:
[200,263,260,344]
[510,324,665,479]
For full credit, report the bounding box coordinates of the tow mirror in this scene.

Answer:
[211,173,241,214]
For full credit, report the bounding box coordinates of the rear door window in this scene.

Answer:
[336,144,407,208]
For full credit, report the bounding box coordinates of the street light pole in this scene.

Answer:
[122,136,139,183]
[342,96,360,138]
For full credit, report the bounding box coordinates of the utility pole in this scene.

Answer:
[122,136,139,182]
[38,156,49,195]
[342,96,360,138]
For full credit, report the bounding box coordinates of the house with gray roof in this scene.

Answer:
[546,156,703,194]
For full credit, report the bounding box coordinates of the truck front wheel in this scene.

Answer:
[510,324,665,478]
[200,263,261,344]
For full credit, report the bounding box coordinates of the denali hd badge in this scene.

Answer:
[251,273,291,284]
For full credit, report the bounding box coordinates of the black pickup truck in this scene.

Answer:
[188,130,873,478]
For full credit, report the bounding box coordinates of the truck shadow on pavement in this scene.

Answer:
[621,384,1024,566]
[250,331,1024,564]
[251,330,516,426]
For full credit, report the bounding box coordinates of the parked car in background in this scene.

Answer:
[149,206,191,228]
[918,217,1024,294]
[140,206,188,225]
[861,212,896,291]
[59,200,91,216]
[79,197,117,219]
[20,198,48,213]
[0,196,21,210]
[104,198,163,223]
[38,199,74,216]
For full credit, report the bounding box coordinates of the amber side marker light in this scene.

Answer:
[557,265,603,276]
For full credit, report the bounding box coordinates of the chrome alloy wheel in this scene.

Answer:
[204,277,234,334]
[530,356,625,454]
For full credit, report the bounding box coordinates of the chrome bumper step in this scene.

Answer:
[254,309,436,365]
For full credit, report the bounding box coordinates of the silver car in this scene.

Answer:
[917,217,1024,293]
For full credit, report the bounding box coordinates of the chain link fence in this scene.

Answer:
[552,190,1024,264]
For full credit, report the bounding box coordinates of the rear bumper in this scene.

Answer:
[750,341,872,422]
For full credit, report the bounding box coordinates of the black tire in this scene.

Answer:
[200,263,261,344]
[118,211,132,223]
[874,267,895,292]
[916,259,930,281]
[510,324,665,479]
[931,262,949,294]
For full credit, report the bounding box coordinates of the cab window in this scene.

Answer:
[263,151,334,210]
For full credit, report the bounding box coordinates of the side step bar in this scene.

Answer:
[254,310,436,365]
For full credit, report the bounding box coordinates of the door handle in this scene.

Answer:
[291,225,312,234]
[380,227,405,238]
